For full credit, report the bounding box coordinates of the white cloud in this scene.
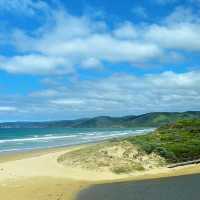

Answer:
[0,5,199,75]
[81,58,102,69]
[50,99,84,106]
[113,22,138,39]
[0,54,74,74]
[0,106,16,112]
[0,2,199,121]
[146,23,200,51]
[2,70,200,120]
[0,0,49,15]
[144,6,200,51]
[165,6,200,23]
[30,89,60,97]
[0,9,163,74]
[132,6,147,18]
[0,54,72,74]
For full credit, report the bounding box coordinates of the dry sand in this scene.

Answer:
[0,144,200,200]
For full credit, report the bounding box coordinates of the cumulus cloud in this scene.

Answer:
[50,99,84,106]
[146,23,200,51]
[144,6,200,51]
[0,2,199,75]
[0,0,49,15]
[113,22,138,39]
[0,1,199,121]
[81,58,103,70]
[0,4,199,75]
[132,6,148,18]
[164,6,200,23]
[0,54,74,74]
[1,70,200,120]
[0,8,164,74]
[0,106,16,112]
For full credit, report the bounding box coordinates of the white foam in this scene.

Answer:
[0,128,155,153]
[0,134,79,144]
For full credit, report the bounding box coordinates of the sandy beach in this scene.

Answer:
[0,144,200,200]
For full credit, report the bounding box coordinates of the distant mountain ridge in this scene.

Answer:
[0,111,200,128]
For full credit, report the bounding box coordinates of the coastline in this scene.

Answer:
[0,127,154,155]
[0,142,200,200]
[0,142,97,163]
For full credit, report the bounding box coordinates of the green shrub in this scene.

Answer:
[132,163,145,171]
[124,119,200,163]
[111,163,144,174]
[111,166,133,174]
[154,147,177,162]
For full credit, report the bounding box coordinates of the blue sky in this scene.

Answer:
[0,0,200,121]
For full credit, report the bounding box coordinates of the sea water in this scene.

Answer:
[0,127,155,154]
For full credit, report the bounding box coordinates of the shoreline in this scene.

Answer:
[0,142,96,163]
[0,142,200,200]
[0,127,155,157]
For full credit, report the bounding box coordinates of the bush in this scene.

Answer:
[124,119,200,163]
[111,163,144,174]
[111,166,133,174]
[132,163,145,171]
[154,147,177,162]
[140,143,156,154]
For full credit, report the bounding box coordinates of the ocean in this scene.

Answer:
[0,127,155,154]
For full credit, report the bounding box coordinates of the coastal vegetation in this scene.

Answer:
[58,140,166,174]
[58,119,200,174]
[124,119,200,163]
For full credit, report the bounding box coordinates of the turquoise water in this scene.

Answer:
[0,127,155,153]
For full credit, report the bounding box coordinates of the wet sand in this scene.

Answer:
[77,174,200,200]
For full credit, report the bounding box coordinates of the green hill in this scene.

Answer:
[74,111,200,128]
[0,111,200,128]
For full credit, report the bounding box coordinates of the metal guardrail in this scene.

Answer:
[167,159,200,168]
